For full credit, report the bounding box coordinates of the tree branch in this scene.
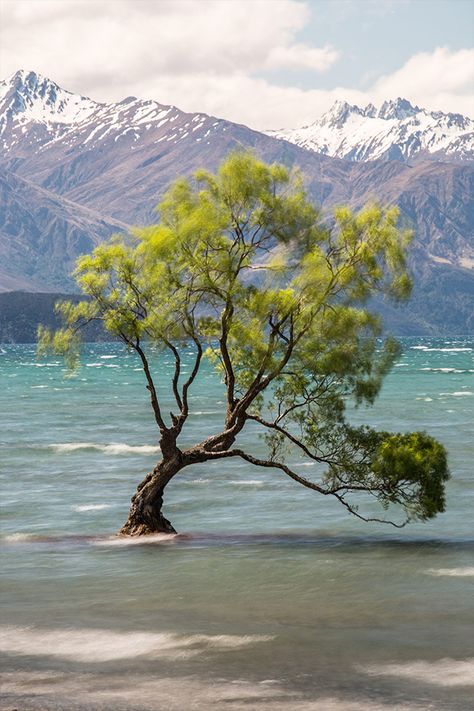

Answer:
[246,414,334,465]
[163,338,183,412]
[133,341,168,433]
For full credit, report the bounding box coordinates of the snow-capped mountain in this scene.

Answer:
[266,98,473,162]
[0,69,227,157]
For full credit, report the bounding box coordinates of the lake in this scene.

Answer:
[1,338,473,710]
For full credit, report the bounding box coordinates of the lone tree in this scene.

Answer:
[39,152,449,535]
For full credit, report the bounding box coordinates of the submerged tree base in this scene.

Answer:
[118,460,179,536]
[119,515,177,537]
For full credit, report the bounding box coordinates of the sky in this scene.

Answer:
[0,0,473,129]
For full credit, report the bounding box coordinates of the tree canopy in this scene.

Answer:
[38,151,449,535]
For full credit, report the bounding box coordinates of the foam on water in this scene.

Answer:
[424,567,474,577]
[420,367,466,373]
[3,532,38,542]
[410,346,472,352]
[360,658,474,686]
[439,391,473,397]
[73,504,112,512]
[0,625,273,663]
[94,533,178,547]
[50,442,159,455]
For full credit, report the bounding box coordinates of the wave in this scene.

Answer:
[99,355,117,359]
[0,625,273,663]
[410,346,472,352]
[419,367,466,373]
[439,391,473,397]
[26,362,61,367]
[3,532,38,542]
[229,480,265,487]
[94,533,178,547]
[191,411,221,416]
[72,504,112,512]
[50,442,159,455]
[359,658,474,687]
[424,567,474,577]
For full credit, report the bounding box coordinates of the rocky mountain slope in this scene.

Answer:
[266,98,473,163]
[0,70,473,334]
[0,168,129,291]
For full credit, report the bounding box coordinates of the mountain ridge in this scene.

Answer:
[266,97,473,163]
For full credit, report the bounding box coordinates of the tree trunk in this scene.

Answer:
[119,456,181,536]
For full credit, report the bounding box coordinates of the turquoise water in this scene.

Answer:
[1,338,473,710]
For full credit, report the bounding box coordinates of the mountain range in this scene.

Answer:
[267,98,473,163]
[0,70,473,336]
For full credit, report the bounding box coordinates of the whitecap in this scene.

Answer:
[424,567,474,577]
[3,532,37,542]
[359,658,474,687]
[99,355,117,359]
[191,411,220,416]
[95,533,178,547]
[103,443,158,455]
[30,385,48,389]
[229,480,265,487]
[0,625,272,663]
[439,391,473,397]
[50,442,159,455]
[423,347,472,352]
[187,478,212,485]
[419,367,465,373]
[72,504,112,512]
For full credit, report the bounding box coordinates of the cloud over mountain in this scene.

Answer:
[1,1,472,130]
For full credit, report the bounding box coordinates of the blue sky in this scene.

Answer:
[1,0,473,128]
[269,0,474,91]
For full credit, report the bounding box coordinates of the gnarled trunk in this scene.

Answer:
[119,456,182,536]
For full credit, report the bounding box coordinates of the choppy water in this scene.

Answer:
[1,338,473,710]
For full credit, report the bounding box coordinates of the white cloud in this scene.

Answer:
[0,0,472,128]
[0,0,337,80]
[264,44,339,72]
[372,47,474,116]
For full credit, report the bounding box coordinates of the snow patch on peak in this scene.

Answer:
[320,100,365,128]
[0,69,100,127]
[266,98,473,163]
[377,98,419,120]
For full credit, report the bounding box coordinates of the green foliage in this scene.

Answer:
[38,150,449,526]
[372,431,450,520]
[37,324,81,370]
